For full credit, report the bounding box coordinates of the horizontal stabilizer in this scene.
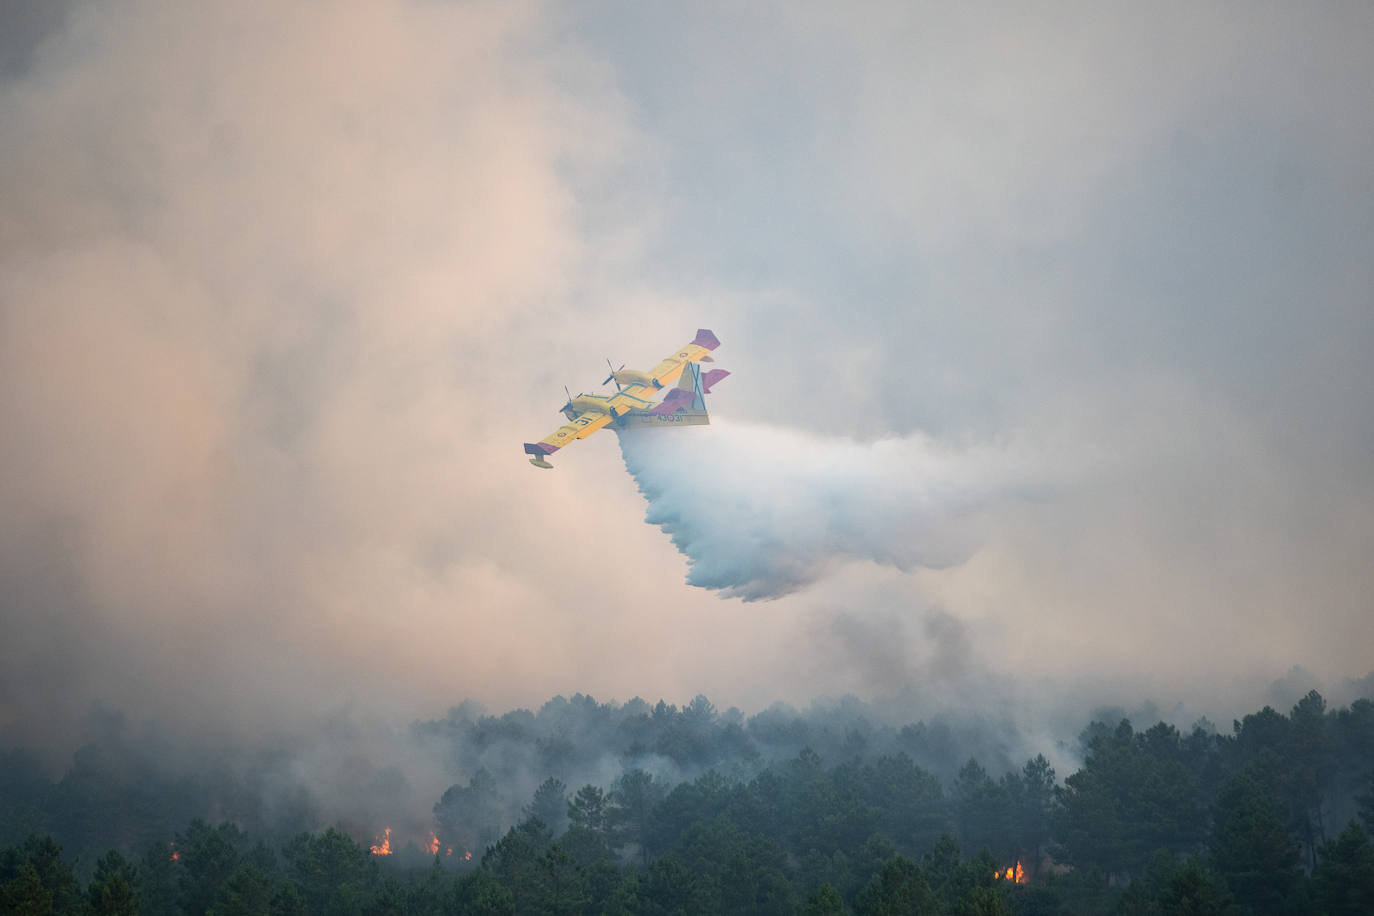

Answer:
[692,328,720,350]
[524,442,558,457]
[701,369,730,393]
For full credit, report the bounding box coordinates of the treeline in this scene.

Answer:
[3,691,1374,913]
[0,691,1034,873]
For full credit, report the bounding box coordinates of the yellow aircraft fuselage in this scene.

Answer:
[561,391,654,421]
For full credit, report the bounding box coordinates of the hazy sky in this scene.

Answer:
[2,0,1372,755]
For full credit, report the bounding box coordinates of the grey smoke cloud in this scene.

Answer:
[1,0,1372,797]
[618,420,1045,600]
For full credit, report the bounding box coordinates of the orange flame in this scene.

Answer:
[169,842,180,863]
[463,849,473,861]
[994,861,1026,883]
[428,832,440,855]
[369,828,393,856]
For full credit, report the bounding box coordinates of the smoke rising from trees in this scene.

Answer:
[4,685,1373,914]
[2,4,1373,870]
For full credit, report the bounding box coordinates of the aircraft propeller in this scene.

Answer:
[603,359,625,390]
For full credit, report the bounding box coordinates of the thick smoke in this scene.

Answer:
[2,2,1372,816]
[618,420,1044,600]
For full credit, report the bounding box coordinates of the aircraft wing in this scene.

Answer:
[634,329,721,393]
[523,412,613,468]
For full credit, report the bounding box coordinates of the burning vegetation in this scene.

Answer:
[997,861,1027,883]
[368,828,470,862]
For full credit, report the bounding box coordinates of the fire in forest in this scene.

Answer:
[996,861,1027,883]
[368,827,472,861]
[169,842,179,863]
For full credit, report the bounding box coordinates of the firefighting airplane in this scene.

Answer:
[523,329,729,469]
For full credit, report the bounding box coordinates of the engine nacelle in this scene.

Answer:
[568,394,611,415]
[611,368,660,389]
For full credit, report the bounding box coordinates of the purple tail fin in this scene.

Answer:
[692,329,720,350]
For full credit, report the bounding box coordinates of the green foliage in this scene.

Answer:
[608,769,667,865]
[1055,720,1205,878]
[367,875,409,916]
[564,784,613,866]
[1231,695,1339,869]
[862,754,949,855]
[177,820,245,916]
[207,863,274,916]
[452,867,514,915]
[1280,691,1338,867]
[567,784,607,832]
[853,855,938,915]
[651,695,721,765]
[1115,850,1234,915]
[648,769,736,852]
[401,856,452,916]
[953,759,1013,861]
[663,815,796,914]
[525,777,568,835]
[579,859,630,914]
[0,835,81,915]
[786,750,882,857]
[952,884,1011,916]
[1036,865,1114,916]
[1155,856,1235,915]
[1334,701,1374,833]
[87,849,140,916]
[1009,755,1055,879]
[1356,770,1374,834]
[481,818,590,915]
[640,854,714,915]
[1311,822,1374,916]
[1210,769,1303,914]
[1005,883,1062,916]
[595,868,643,916]
[804,882,849,915]
[920,836,1010,915]
[137,838,181,916]
[0,863,52,915]
[281,827,376,916]
[434,768,502,856]
[843,834,901,900]
[559,823,612,869]
[0,749,49,849]
[268,881,307,916]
